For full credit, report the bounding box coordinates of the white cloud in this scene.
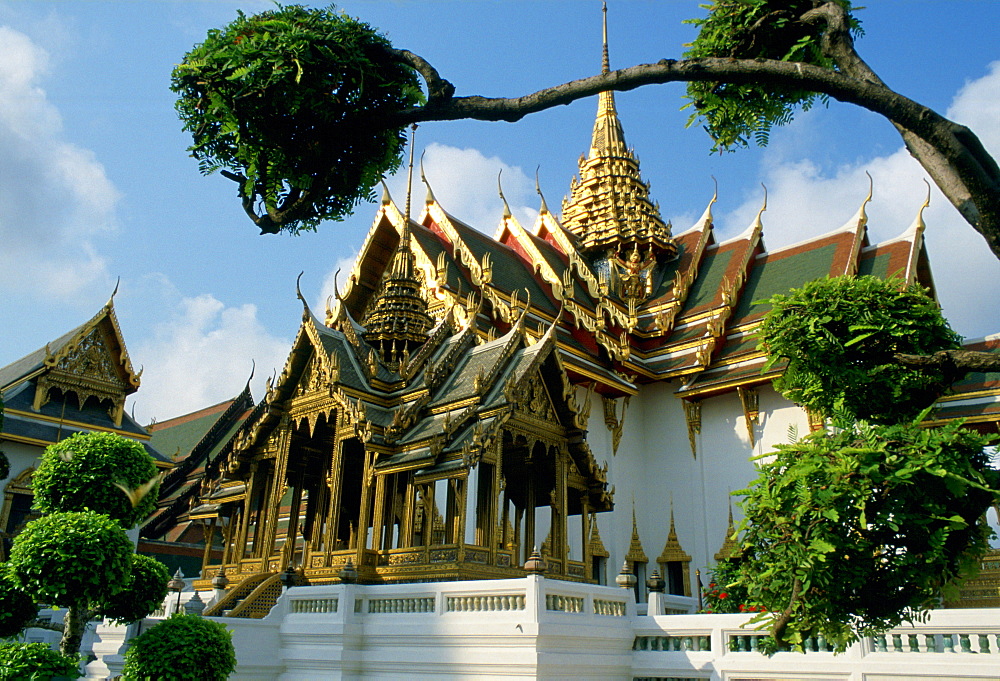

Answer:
[128,286,290,424]
[387,142,538,233]
[718,63,1000,340]
[0,26,119,299]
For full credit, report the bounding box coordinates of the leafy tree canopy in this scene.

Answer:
[171,3,423,235]
[730,274,1000,653]
[33,431,159,529]
[683,0,860,150]
[733,418,997,653]
[0,642,80,681]
[122,614,237,681]
[7,510,134,608]
[758,275,962,425]
[101,553,171,626]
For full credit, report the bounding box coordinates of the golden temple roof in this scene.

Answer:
[560,3,675,258]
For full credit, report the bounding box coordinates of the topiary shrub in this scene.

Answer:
[171,4,423,234]
[102,554,171,625]
[122,614,236,681]
[0,641,80,680]
[7,511,134,608]
[0,568,37,638]
[33,432,159,528]
[758,275,961,424]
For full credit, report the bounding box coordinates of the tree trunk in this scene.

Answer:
[59,603,91,658]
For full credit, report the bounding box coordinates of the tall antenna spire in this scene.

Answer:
[602,1,610,75]
[403,124,417,228]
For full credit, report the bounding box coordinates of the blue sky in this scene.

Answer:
[0,1,998,423]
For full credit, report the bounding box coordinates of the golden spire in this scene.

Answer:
[560,2,675,259]
[592,1,625,159]
[362,126,433,371]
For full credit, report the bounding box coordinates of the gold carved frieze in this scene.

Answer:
[602,396,630,456]
[683,400,701,458]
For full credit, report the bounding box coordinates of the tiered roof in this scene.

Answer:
[0,297,166,463]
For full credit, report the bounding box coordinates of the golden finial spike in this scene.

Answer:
[535,166,549,214]
[498,169,512,219]
[420,149,435,204]
[602,1,610,75]
[403,124,417,228]
[906,179,932,235]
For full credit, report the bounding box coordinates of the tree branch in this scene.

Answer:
[382,46,999,260]
[385,48,455,104]
[895,350,1000,375]
[771,575,803,647]
[25,618,63,633]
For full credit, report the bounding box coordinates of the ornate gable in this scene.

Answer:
[32,300,139,426]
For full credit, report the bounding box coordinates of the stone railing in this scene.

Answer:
[288,597,338,614]
[445,593,526,612]
[632,609,1000,681]
[184,577,1000,680]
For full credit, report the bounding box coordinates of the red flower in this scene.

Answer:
[718,592,728,599]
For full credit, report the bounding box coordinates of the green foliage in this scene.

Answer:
[0,642,80,680]
[171,3,423,234]
[732,418,998,653]
[33,432,159,529]
[7,511,133,608]
[757,275,961,425]
[701,558,753,614]
[122,614,237,681]
[0,568,37,638]
[101,554,171,625]
[683,0,861,151]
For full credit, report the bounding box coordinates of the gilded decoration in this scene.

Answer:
[683,400,701,458]
[714,505,740,563]
[737,386,760,447]
[625,509,648,567]
[657,505,693,597]
[602,396,629,456]
[34,317,137,425]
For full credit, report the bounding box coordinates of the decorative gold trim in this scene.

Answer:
[657,504,693,597]
[737,386,760,447]
[625,508,648,566]
[683,400,701,458]
[602,395,630,456]
[714,504,739,562]
[588,514,609,558]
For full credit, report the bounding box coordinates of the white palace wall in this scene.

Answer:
[583,380,810,588]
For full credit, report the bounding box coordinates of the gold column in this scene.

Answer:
[262,415,293,560]
[369,472,386,551]
[200,518,217,578]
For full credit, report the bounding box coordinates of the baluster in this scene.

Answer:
[960,633,972,653]
[734,635,746,652]
[891,634,902,652]
[925,634,936,653]
[908,634,920,652]
[875,635,887,652]
[978,633,990,653]
[748,636,758,652]
[943,634,954,653]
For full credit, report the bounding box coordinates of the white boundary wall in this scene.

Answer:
[84,576,1000,680]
